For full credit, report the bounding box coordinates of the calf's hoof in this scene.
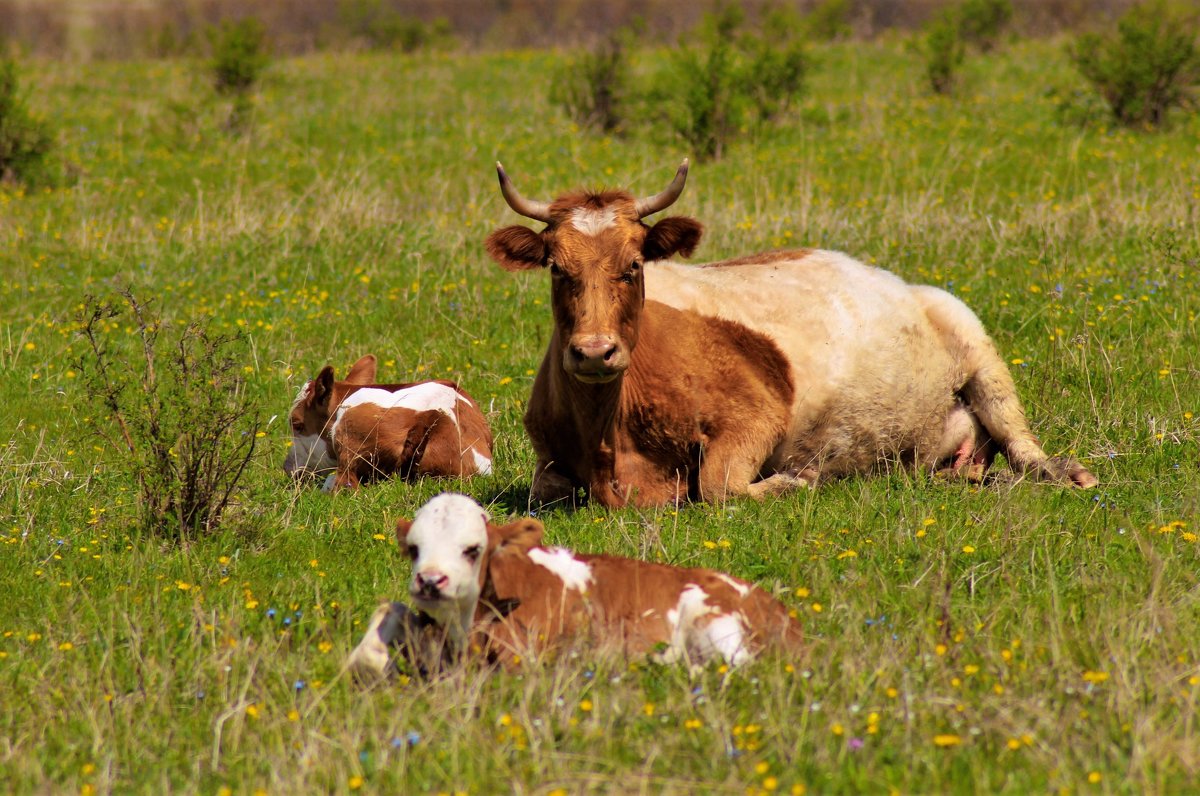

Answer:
[346,602,413,684]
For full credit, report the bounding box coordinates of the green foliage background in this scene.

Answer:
[1,38,1198,793]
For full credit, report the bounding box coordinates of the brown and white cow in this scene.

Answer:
[283,355,494,491]
[346,493,802,679]
[484,160,1098,507]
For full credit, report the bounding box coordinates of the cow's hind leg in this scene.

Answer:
[919,288,1097,488]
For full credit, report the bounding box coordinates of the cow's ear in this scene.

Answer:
[312,366,336,407]
[395,518,413,544]
[489,517,544,551]
[345,355,377,385]
[643,216,703,261]
[485,226,547,272]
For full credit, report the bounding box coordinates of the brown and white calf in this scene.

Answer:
[484,160,1098,507]
[283,355,493,491]
[346,493,802,678]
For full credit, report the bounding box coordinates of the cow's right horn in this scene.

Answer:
[496,162,552,222]
[634,159,689,219]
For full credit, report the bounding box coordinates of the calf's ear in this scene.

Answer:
[345,355,377,384]
[485,226,547,272]
[395,518,413,543]
[312,366,336,408]
[643,216,703,262]
[489,517,544,551]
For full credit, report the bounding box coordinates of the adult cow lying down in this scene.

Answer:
[484,160,1098,507]
[283,355,493,491]
[346,493,802,679]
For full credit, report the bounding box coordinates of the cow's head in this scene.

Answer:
[485,160,703,383]
[282,354,377,478]
[396,493,543,647]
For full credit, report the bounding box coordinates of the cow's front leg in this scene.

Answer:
[530,459,580,507]
[699,435,808,502]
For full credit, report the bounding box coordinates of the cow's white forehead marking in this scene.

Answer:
[290,380,312,412]
[528,547,593,592]
[715,573,750,598]
[568,207,618,236]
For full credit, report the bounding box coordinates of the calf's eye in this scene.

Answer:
[406,544,419,560]
[463,545,481,562]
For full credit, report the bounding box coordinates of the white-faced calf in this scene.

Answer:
[283,355,493,491]
[346,493,803,679]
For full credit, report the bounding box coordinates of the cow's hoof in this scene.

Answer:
[748,471,814,497]
[1039,457,1098,489]
[346,602,405,684]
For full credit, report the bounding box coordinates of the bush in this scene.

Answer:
[805,0,854,41]
[209,17,269,129]
[74,291,263,539]
[662,5,808,160]
[922,12,965,95]
[1069,0,1200,128]
[337,0,449,52]
[0,58,53,185]
[553,29,633,134]
[957,0,1013,52]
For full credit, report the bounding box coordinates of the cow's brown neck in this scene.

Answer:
[547,304,696,507]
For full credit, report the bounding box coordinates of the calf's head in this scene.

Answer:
[282,354,377,478]
[396,493,543,645]
[485,160,703,383]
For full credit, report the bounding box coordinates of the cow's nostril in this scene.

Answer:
[601,344,619,363]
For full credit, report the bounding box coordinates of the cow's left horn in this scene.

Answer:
[496,162,553,222]
[634,159,689,219]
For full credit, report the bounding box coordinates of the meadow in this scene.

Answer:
[1,36,1199,794]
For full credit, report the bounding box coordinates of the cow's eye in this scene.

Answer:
[405,544,419,560]
[463,545,481,562]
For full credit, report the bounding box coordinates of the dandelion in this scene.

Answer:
[962,545,976,554]
[1007,738,1021,750]
[933,734,962,747]
[348,775,364,790]
[1088,772,1102,784]
[642,702,655,716]
[246,704,259,719]
[1082,671,1109,684]
[58,641,73,651]
[579,699,593,712]
[684,718,703,730]
[287,709,300,721]
[762,777,779,791]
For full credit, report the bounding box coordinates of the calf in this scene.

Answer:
[283,355,494,491]
[346,493,803,679]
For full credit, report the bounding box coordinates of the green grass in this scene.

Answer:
[1,37,1199,794]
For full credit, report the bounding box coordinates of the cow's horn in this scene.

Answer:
[635,159,689,219]
[496,162,552,222]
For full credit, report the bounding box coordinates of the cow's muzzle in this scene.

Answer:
[565,335,628,382]
[412,570,449,602]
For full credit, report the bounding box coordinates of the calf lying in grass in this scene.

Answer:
[283,355,493,491]
[347,493,803,680]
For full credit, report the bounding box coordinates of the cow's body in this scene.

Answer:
[283,355,493,491]
[485,162,1097,507]
[346,494,802,679]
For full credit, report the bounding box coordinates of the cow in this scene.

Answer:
[483,160,1099,508]
[345,493,803,680]
[283,355,494,491]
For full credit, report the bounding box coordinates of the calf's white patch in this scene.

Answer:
[528,547,593,592]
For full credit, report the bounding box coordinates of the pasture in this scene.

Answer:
[1,37,1198,794]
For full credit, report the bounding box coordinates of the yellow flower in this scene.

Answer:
[811,603,823,612]
[349,775,364,790]
[837,550,858,559]
[762,777,778,791]
[579,699,593,712]
[684,718,703,730]
[1007,738,1021,750]
[1082,671,1109,684]
[246,704,259,718]
[1088,772,1102,784]
[287,709,300,722]
[961,545,975,554]
[58,641,74,651]
[933,734,962,747]
[755,762,770,774]
[642,702,655,716]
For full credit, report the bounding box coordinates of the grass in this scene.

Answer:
[1,37,1199,794]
